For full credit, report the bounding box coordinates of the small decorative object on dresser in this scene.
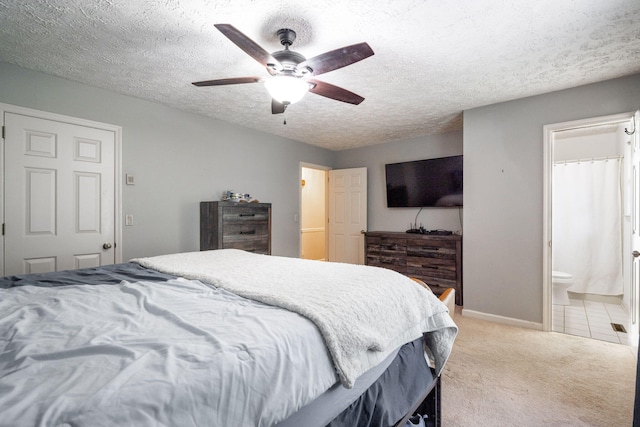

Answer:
[365,231,463,305]
[200,201,272,254]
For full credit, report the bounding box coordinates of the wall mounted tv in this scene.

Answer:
[385,155,463,208]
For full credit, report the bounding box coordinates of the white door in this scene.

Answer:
[630,110,640,341]
[4,112,116,275]
[328,167,367,264]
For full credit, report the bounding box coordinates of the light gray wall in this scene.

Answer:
[3,60,639,326]
[334,132,464,232]
[0,62,336,260]
[464,74,640,323]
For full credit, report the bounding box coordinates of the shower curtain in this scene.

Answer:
[553,158,623,296]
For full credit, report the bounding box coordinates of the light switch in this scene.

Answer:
[125,214,134,226]
[126,174,135,185]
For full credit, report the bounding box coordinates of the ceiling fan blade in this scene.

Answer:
[272,99,287,114]
[192,77,263,87]
[308,79,365,105]
[299,42,374,76]
[214,24,281,71]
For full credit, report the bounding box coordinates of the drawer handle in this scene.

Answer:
[239,213,256,217]
[239,230,256,235]
[381,258,395,264]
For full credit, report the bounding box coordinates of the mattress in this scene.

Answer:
[0,253,455,426]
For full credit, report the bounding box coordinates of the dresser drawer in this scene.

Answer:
[407,256,456,280]
[223,237,270,254]
[365,236,407,255]
[222,206,270,222]
[366,257,407,275]
[407,253,456,269]
[407,239,457,259]
[367,253,407,268]
[222,222,269,239]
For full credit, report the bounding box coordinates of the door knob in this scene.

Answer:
[633,250,640,258]
[103,243,112,250]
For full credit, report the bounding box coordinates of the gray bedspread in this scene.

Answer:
[0,277,337,426]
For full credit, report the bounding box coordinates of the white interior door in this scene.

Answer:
[4,112,117,275]
[328,167,367,264]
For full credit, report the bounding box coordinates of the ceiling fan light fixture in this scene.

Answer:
[193,24,374,113]
[264,75,310,105]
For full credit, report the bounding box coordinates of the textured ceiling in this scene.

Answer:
[0,0,639,150]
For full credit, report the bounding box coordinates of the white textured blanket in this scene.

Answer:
[133,249,457,388]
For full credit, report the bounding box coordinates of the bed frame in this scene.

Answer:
[393,286,454,427]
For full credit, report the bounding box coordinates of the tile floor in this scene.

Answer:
[552,298,632,345]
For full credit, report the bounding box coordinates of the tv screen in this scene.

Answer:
[385,155,463,207]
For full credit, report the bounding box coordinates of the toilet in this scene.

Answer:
[552,271,574,305]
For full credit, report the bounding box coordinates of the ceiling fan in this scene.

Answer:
[192,24,374,114]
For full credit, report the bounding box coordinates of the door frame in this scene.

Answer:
[0,102,123,273]
[299,162,330,260]
[542,111,635,333]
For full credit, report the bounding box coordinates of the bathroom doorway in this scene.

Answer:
[300,164,329,261]
[543,112,639,346]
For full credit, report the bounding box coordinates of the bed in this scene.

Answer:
[0,249,457,427]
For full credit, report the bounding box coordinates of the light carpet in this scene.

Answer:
[441,311,637,426]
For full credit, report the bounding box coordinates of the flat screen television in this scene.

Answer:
[385,155,463,207]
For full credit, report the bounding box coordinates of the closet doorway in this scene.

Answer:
[543,111,639,346]
[300,164,329,261]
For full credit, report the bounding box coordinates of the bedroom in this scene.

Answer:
[1,0,639,425]
[1,0,638,330]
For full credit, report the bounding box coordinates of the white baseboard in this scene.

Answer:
[461,309,543,331]
[567,291,622,305]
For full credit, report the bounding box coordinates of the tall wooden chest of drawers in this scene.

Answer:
[200,201,271,255]
[365,231,463,305]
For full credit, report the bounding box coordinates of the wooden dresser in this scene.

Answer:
[365,231,463,305]
[200,201,271,254]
